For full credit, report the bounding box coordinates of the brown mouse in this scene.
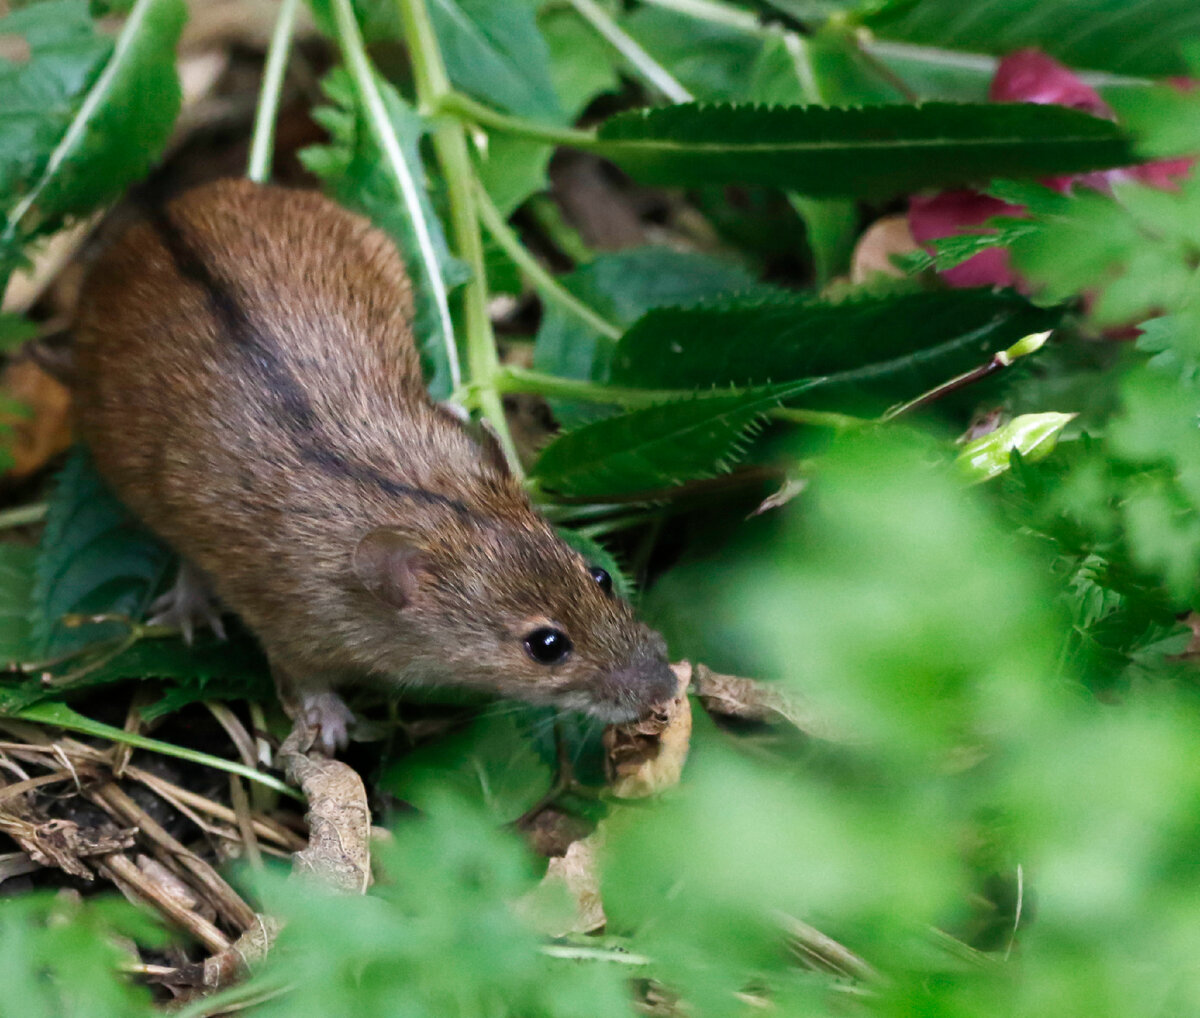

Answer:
[71,178,676,751]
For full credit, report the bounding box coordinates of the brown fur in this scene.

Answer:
[73,179,674,723]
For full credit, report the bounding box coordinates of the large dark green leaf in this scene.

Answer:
[588,102,1134,198]
[32,447,172,656]
[868,0,1200,78]
[611,288,1061,411]
[531,380,816,499]
[429,0,563,122]
[533,248,767,426]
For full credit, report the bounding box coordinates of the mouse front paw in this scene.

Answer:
[301,691,356,755]
[147,560,227,644]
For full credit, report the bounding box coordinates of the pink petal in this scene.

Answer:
[989,49,1113,118]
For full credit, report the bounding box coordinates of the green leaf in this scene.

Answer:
[301,69,466,399]
[535,248,766,381]
[620,5,764,101]
[540,6,621,119]
[0,1,112,199]
[868,0,1200,77]
[383,713,553,822]
[611,288,1063,412]
[429,0,563,122]
[0,312,39,350]
[0,0,185,273]
[0,543,37,662]
[126,634,273,720]
[531,380,816,499]
[589,102,1135,198]
[32,447,172,656]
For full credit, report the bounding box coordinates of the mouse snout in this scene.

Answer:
[585,635,678,722]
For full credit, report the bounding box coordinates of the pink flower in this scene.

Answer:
[908,49,1194,291]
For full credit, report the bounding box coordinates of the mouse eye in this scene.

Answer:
[589,567,613,596]
[523,627,573,666]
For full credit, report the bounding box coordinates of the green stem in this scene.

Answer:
[246,0,300,184]
[496,367,700,407]
[395,0,521,473]
[330,0,461,389]
[14,702,303,801]
[473,178,621,341]
[437,91,598,148]
[568,0,694,103]
[0,502,46,529]
[769,406,867,429]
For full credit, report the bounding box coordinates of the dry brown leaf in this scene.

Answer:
[278,723,372,894]
[692,664,851,743]
[604,663,692,798]
[0,358,72,478]
[850,214,918,284]
[538,835,606,936]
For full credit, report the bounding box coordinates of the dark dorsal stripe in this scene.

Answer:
[147,204,474,518]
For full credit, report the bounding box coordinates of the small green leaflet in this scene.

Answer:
[587,102,1134,198]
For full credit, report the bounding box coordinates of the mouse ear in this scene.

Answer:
[353,528,430,609]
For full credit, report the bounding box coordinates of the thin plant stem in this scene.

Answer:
[246,0,301,184]
[495,366,702,407]
[473,178,621,341]
[329,0,462,391]
[638,0,761,31]
[568,0,694,103]
[394,0,522,473]
[13,702,303,801]
[0,502,46,529]
[437,91,598,147]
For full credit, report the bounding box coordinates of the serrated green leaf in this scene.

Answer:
[0,0,184,275]
[533,247,767,427]
[611,288,1062,412]
[429,0,563,122]
[532,380,817,499]
[32,447,172,656]
[589,102,1135,198]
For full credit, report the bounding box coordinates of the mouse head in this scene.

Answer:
[352,516,677,721]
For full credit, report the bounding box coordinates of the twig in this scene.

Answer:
[99,853,230,954]
[229,774,263,871]
[780,913,882,984]
[88,781,258,931]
